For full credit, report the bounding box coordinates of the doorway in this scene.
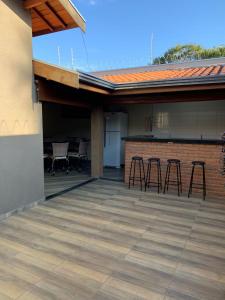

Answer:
[42,102,92,197]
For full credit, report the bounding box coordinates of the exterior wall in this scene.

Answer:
[125,100,225,139]
[0,0,44,216]
[125,141,225,200]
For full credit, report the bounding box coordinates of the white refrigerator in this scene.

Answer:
[104,112,128,168]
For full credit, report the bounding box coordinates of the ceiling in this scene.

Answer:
[23,0,86,36]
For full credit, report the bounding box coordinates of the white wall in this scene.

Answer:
[125,100,225,139]
[152,100,225,139]
[125,104,153,136]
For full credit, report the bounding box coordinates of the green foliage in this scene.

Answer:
[153,44,225,64]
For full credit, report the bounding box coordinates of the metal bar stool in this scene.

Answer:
[163,159,182,196]
[188,161,206,200]
[128,156,145,190]
[145,158,162,193]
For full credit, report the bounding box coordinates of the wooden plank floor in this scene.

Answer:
[103,167,124,181]
[0,180,225,299]
[44,171,91,197]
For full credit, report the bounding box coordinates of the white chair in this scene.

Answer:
[68,140,88,160]
[68,140,88,171]
[51,142,69,175]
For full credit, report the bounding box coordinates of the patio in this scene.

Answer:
[44,167,123,198]
[0,180,225,299]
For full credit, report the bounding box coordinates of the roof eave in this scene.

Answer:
[25,0,86,36]
[58,0,86,32]
[33,59,225,94]
[113,75,225,90]
[78,71,115,90]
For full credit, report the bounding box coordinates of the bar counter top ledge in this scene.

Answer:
[122,135,225,145]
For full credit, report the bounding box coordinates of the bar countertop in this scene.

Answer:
[122,135,225,145]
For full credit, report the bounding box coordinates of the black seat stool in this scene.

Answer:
[163,159,182,196]
[128,156,145,190]
[188,161,206,200]
[145,158,162,193]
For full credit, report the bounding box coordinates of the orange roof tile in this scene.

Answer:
[96,64,225,84]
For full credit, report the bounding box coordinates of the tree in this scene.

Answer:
[153,44,225,64]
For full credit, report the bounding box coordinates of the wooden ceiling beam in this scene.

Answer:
[44,2,67,29]
[33,7,54,32]
[27,0,86,36]
[33,60,79,89]
[24,0,46,9]
[37,80,92,109]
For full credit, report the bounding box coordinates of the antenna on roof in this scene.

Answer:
[150,33,154,65]
[57,46,61,66]
[80,31,90,71]
[71,48,75,69]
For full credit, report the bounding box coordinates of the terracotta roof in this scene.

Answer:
[92,58,225,84]
[99,65,225,84]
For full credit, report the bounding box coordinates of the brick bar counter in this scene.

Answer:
[123,136,225,200]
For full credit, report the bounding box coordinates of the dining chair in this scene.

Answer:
[68,140,88,171]
[51,142,69,175]
[68,140,88,160]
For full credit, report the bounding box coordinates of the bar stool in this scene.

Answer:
[188,161,206,200]
[128,156,145,190]
[163,159,182,196]
[145,158,162,193]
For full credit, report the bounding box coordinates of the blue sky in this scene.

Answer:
[32,0,225,71]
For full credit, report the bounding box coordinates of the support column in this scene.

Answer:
[91,106,104,177]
